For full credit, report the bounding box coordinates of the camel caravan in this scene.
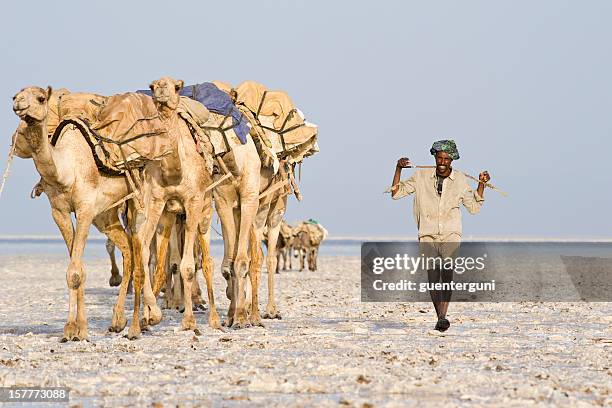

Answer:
[264,219,328,273]
[9,77,319,341]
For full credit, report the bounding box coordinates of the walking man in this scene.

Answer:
[389,140,490,331]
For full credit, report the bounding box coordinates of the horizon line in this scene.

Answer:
[0,234,611,243]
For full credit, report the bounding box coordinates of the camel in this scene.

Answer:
[227,80,318,321]
[110,76,218,339]
[12,86,134,342]
[293,221,328,271]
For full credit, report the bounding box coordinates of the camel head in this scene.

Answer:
[12,86,52,123]
[149,77,183,110]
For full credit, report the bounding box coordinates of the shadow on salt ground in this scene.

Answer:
[85,287,121,296]
[319,317,411,330]
[371,320,412,331]
[0,322,64,335]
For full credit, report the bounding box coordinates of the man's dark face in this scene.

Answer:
[435,152,453,177]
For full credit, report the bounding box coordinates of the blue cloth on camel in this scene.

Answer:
[138,82,249,144]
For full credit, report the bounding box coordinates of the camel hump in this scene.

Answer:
[90,93,172,167]
[47,89,104,137]
[233,81,319,166]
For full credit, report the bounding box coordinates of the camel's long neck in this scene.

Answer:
[157,103,176,122]
[23,118,62,186]
[156,103,185,185]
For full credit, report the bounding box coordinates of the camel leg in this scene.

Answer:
[191,240,205,311]
[176,217,187,310]
[51,208,74,255]
[139,200,165,329]
[152,211,173,297]
[148,233,157,288]
[179,200,204,332]
[106,239,122,287]
[309,248,315,271]
[232,194,259,329]
[248,228,264,327]
[280,246,286,272]
[93,211,132,333]
[168,220,184,310]
[214,189,238,326]
[125,203,143,339]
[163,252,173,309]
[191,276,205,311]
[198,220,221,330]
[263,202,285,320]
[50,208,76,341]
[63,207,94,342]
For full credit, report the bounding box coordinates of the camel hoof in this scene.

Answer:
[69,323,88,342]
[110,307,127,332]
[263,311,282,320]
[108,274,122,287]
[126,325,141,340]
[145,304,163,326]
[222,318,233,327]
[250,316,265,328]
[181,316,197,331]
[232,317,251,330]
[63,322,77,341]
[209,314,222,330]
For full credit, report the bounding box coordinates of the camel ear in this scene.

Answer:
[46,86,53,99]
[175,80,184,92]
[149,82,155,92]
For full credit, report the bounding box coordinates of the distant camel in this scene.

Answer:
[293,221,328,271]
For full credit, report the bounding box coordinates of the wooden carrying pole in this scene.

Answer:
[395,165,508,197]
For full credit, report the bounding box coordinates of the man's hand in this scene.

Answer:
[396,157,412,168]
[479,171,491,184]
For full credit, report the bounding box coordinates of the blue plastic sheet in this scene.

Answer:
[138,82,249,144]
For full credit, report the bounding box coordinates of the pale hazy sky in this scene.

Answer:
[0,1,610,238]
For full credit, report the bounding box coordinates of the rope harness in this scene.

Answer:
[253,91,306,154]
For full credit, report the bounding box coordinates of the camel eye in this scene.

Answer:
[175,84,181,91]
[37,96,46,103]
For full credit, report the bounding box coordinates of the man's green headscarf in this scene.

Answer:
[430,140,460,160]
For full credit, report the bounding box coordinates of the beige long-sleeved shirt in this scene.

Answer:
[389,169,484,238]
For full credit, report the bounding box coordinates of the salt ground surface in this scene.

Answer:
[0,254,610,407]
